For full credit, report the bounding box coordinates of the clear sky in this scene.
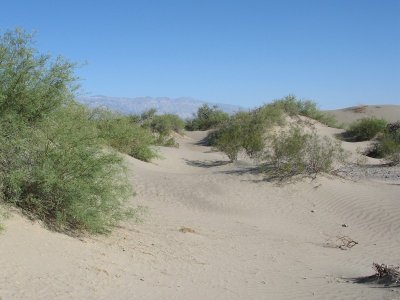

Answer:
[1,0,399,109]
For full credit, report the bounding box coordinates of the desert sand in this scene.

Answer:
[325,104,400,126]
[1,123,399,299]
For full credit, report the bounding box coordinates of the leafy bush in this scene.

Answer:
[0,29,134,233]
[264,126,346,178]
[185,104,229,130]
[368,122,400,164]
[209,105,283,161]
[271,95,337,127]
[346,118,387,141]
[210,118,244,161]
[132,109,184,147]
[92,109,157,162]
[150,114,184,146]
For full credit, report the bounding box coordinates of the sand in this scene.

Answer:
[1,124,400,299]
[325,104,400,126]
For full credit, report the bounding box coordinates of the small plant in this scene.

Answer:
[354,263,400,287]
[346,118,387,141]
[264,126,346,179]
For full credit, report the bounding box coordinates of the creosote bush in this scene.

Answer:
[185,104,229,130]
[264,126,346,178]
[346,117,387,141]
[0,29,134,233]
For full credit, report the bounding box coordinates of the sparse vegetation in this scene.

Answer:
[135,109,184,147]
[271,95,337,127]
[367,121,400,164]
[346,117,387,141]
[185,104,229,130]
[0,29,135,233]
[208,105,284,161]
[264,126,346,179]
[92,109,158,162]
[149,114,184,146]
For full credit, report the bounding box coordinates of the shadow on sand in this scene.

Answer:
[184,159,231,168]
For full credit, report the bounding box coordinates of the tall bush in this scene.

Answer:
[0,29,134,233]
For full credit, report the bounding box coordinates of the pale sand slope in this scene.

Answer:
[325,104,400,126]
[1,131,400,300]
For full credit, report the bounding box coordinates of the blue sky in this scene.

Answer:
[1,0,399,109]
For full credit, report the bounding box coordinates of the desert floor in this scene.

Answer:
[1,130,399,300]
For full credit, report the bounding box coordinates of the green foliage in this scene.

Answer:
[0,29,77,122]
[347,117,388,141]
[210,119,243,161]
[369,122,400,164]
[271,95,337,127]
[209,105,284,161]
[0,29,134,233]
[0,104,134,233]
[150,114,184,146]
[185,104,229,130]
[133,109,184,147]
[93,109,158,162]
[265,126,346,178]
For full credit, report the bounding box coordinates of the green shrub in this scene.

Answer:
[0,104,134,233]
[92,109,157,162]
[131,110,184,147]
[368,122,400,164]
[264,126,346,178]
[210,119,243,161]
[0,29,135,233]
[271,95,301,116]
[209,105,284,161]
[185,104,229,130]
[271,95,337,127]
[347,118,387,141]
[150,114,184,146]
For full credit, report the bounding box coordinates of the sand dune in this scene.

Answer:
[325,104,400,126]
[1,126,399,299]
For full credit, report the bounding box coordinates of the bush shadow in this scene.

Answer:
[184,159,230,168]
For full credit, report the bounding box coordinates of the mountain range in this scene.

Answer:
[77,95,243,119]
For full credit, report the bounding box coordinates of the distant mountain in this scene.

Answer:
[77,95,243,119]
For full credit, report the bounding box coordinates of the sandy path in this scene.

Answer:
[1,131,399,299]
